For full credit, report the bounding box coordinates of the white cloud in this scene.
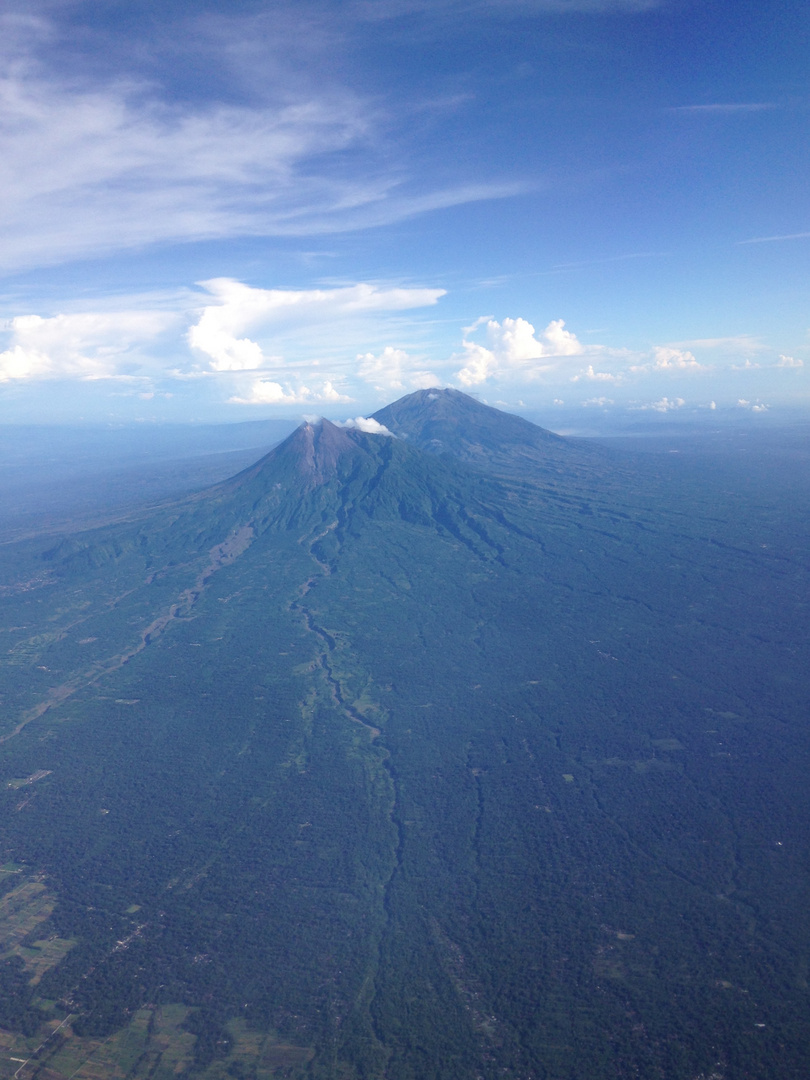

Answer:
[0,67,372,270]
[0,277,449,401]
[571,364,620,383]
[356,345,441,391]
[628,346,703,374]
[0,15,526,275]
[738,231,810,246]
[633,396,686,412]
[453,316,584,386]
[409,370,443,389]
[188,279,446,373]
[320,381,352,402]
[453,341,496,387]
[737,399,769,412]
[650,346,702,370]
[669,335,765,352]
[356,0,662,15]
[229,378,352,405]
[228,381,303,405]
[670,103,775,114]
[0,309,174,382]
[333,416,394,435]
[778,354,803,367]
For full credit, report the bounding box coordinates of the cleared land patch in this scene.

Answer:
[0,878,75,985]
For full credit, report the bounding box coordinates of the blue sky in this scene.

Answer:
[0,0,807,424]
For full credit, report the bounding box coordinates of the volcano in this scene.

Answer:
[0,391,808,1080]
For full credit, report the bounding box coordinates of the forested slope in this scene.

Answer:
[0,392,808,1079]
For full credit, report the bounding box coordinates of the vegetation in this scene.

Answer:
[0,391,808,1078]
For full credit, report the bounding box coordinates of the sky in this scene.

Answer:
[0,0,807,425]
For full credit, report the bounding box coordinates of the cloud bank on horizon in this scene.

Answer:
[2,277,799,415]
[0,0,807,421]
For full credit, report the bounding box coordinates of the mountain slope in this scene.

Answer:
[0,395,808,1080]
[372,387,602,477]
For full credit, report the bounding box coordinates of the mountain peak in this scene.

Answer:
[229,417,366,492]
[371,387,562,445]
[283,418,359,482]
[371,387,594,477]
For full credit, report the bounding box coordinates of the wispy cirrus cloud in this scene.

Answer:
[667,335,766,352]
[352,0,662,17]
[0,7,527,274]
[669,103,777,114]
[0,67,456,272]
[737,231,810,245]
[550,251,667,271]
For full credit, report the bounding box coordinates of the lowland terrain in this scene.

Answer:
[0,390,808,1079]
[0,419,296,541]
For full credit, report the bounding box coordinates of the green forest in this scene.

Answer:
[0,391,808,1079]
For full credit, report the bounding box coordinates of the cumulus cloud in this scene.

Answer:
[737,399,769,412]
[778,354,803,367]
[0,277,449,402]
[453,316,584,386]
[571,364,620,383]
[333,416,394,435]
[633,396,686,412]
[189,279,446,373]
[652,347,701,369]
[0,309,175,382]
[642,346,702,372]
[229,378,352,405]
[357,346,441,391]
